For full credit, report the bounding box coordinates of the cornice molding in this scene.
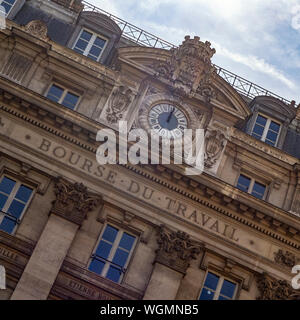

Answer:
[1,90,300,250]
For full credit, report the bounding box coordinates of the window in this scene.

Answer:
[0,0,16,16]
[89,224,136,283]
[46,84,80,110]
[73,29,107,61]
[237,174,266,200]
[0,176,33,234]
[251,114,281,147]
[199,272,237,300]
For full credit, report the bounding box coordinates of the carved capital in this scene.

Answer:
[274,249,298,268]
[51,177,102,226]
[155,226,203,274]
[256,273,300,300]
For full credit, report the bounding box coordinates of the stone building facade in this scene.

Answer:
[0,0,299,300]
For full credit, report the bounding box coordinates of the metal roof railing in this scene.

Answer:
[81,0,292,104]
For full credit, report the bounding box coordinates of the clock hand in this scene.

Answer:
[167,107,175,123]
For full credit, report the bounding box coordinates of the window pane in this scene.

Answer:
[106,265,122,283]
[269,121,280,133]
[252,124,264,137]
[0,177,16,194]
[112,248,129,267]
[199,288,215,300]
[73,47,84,54]
[204,272,219,291]
[89,258,105,275]
[80,30,92,41]
[119,233,135,251]
[15,185,32,203]
[61,92,79,110]
[237,175,251,193]
[94,37,106,48]
[88,45,102,58]
[47,85,64,103]
[102,225,118,243]
[4,0,16,4]
[95,240,112,260]
[252,182,266,199]
[0,217,16,234]
[220,280,236,298]
[265,131,278,144]
[74,39,89,51]
[256,115,267,126]
[7,200,25,218]
[0,193,8,211]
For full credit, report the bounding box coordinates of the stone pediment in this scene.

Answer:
[118,36,251,122]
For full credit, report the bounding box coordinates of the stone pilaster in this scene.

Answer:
[11,178,102,300]
[143,226,202,300]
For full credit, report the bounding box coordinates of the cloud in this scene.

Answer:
[88,0,300,101]
[213,42,296,90]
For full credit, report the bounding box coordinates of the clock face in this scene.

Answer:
[148,103,188,139]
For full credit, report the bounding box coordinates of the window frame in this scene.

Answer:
[72,28,108,62]
[236,173,267,200]
[46,83,81,110]
[89,224,137,284]
[0,0,16,16]
[0,175,34,235]
[251,113,281,147]
[199,270,238,301]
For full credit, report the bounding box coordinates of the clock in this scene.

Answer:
[148,103,188,139]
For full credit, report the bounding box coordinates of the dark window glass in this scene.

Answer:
[269,121,280,133]
[89,259,105,275]
[237,175,251,193]
[251,181,266,199]
[256,115,267,126]
[102,225,118,242]
[46,85,64,103]
[220,280,236,298]
[94,37,106,48]
[7,200,25,218]
[106,266,122,283]
[0,194,8,211]
[252,124,264,137]
[15,185,32,202]
[119,233,135,251]
[95,240,112,260]
[199,287,215,300]
[61,92,79,110]
[204,272,219,291]
[218,295,229,300]
[80,30,92,41]
[2,0,16,14]
[112,249,129,267]
[0,217,16,234]
[0,176,16,194]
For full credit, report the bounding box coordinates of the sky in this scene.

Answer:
[88,0,300,103]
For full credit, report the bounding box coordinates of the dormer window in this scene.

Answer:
[251,114,281,147]
[73,29,107,62]
[0,0,16,16]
